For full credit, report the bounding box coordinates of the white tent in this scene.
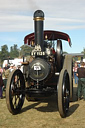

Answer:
[3,58,23,68]
[83,59,85,62]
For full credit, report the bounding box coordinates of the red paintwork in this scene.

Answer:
[24,30,72,46]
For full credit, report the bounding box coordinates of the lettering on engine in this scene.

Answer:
[31,51,45,56]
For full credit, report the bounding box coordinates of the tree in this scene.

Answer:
[20,45,33,57]
[0,45,9,61]
[9,44,19,58]
[81,48,85,58]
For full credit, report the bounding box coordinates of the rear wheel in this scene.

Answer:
[58,69,70,118]
[6,69,25,114]
[56,40,63,71]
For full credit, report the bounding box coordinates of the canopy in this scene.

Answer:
[24,30,72,46]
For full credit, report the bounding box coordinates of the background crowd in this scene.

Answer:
[73,61,85,101]
[0,63,22,99]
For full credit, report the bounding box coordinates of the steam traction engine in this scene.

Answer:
[6,10,73,118]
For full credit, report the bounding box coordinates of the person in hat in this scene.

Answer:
[2,63,14,93]
[9,63,15,72]
[77,62,85,101]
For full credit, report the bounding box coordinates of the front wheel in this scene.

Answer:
[58,69,70,118]
[6,69,25,114]
[63,55,73,101]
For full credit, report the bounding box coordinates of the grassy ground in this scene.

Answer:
[0,81,85,128]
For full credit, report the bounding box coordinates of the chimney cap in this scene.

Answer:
[34,10,44,18]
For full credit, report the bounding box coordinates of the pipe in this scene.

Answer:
[33,10,44,50]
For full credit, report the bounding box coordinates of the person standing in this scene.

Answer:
[2,64,9,90]
[0,72,4,99]
[0,66,3,74]
[77,62,85,101]
[73,62,78,84]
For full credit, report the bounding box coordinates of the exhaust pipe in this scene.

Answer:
[33,10,44,51]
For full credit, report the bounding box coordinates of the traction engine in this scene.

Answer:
[6,10,73,118]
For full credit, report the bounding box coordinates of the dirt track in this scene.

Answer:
[0,81,85,128]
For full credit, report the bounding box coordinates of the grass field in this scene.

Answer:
[0,81,85,128]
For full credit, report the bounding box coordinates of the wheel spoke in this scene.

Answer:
[6,69,25,114]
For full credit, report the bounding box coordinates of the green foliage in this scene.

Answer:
[0,44,19,65]
[81,48,85,58]
[0,45,9,61]
[63,51,68,54]
[20,45,33,57]
[0,44,34,66]
[9,44,19,58]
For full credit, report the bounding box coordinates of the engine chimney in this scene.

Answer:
[33,10,44,50]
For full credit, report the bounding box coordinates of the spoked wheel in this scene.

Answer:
[63,55,73,101]
[56,40,63,71]
[58,69,70,118]
[6,69,25,115]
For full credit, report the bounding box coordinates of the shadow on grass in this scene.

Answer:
[35,95,58,112]
[67,104,79,117]
[21,95,79,117]
[21,102,40,113]
[21,95,58,113]
[21,86,79,116]
[66,86,79,117]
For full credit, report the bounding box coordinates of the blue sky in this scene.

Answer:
[0,0,85,53]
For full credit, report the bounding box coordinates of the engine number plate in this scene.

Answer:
[34,65,41,71]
